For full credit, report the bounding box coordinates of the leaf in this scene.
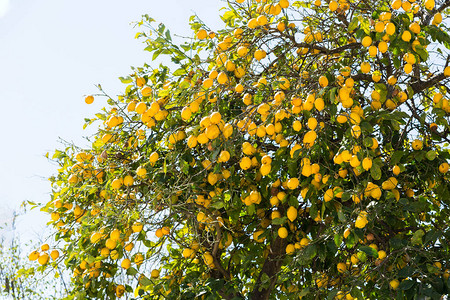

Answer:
[210,201,224,209]
[272,217,287,225]
[334,234,343,247]
[398,266,415,278]
[119,76,133,84]
[398,280,415,291]
[391,150,404,165]
[426,150,436,160]
[359,246,378,258]
[358,16,370,35]
[173,68,187,76]
[423,25,450,50]
[348,17,359,32]
[370,165,382,180]
[411,229,425,245]
[298,288,309,297]
[337,209,346,222]
[126,267,138,276]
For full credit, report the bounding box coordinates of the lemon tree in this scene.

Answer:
[32,0,450,299]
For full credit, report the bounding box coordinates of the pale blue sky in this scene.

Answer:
[0,0,223,238]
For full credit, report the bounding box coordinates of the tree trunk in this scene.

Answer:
[250,236,287,300]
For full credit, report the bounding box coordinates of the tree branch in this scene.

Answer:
[411,72,446,94]
[250,236,287,300]
[424,0,450,25]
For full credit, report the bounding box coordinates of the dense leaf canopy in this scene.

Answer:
[30,0,450,299]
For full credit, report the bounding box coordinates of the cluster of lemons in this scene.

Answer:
[34,0,450,298]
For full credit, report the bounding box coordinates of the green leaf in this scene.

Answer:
[370,165,382,180]
[337,209,346,222]
[119,76,133,84]
[126,267,138,276]
[426,150,436,160]
[173,68,187,76]
[334,234,343,247]
[359,246,378,258]
[358,16,370,35]
[348,17,359,32]
[391,150,404,165]
[297,244,317,266]
[411,229,425,245]
[272,217,287,225]
[398,280,415,291]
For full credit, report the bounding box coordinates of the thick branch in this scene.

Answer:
[411,72,446,94]
[250,236,287,300]
[294,42,361,56]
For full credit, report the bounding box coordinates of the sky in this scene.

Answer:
[0,0,224,241]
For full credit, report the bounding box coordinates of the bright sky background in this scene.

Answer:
[0,0,223,241]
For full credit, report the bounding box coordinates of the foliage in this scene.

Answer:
[34,0,450,299]
[0,211,66,299]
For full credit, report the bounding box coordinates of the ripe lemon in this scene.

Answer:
[351,125,361,138]
[85,95,94,104]
[351,254,359,265]
[257,15,268,26]
[424,0,435,10]
[237,46,248,57]
[247,18,258,29]
[151,269,160,278]
[38,254,49,265]
[287,206,298,222]
[392,165,401,175]
[254,49,267,61]
[319,75,328,87]
[279,77,290,90]
[382,177,398,190]
[360,62,371,74]
[278,227,288,238]
[315,98,325,111]
[105,238,117,250]
[388,75,397,85]
[183,248,195,258]
[412,139,423,150]
[123,175,134,187]
[149,151,159,163]
[385,22,396,35]
[378,41,388,53]
[444,66,450,77]
[433,13,443,25]
[240,157,252,170]
[29,250,39,261]
[391,0,401,9]
[196,29,208,40]
[217,72,228,84]
[50,250,59,260]
[401,30,412,42]
[287,177,299,190]
[337,262,347,273]
[324,189,334,202]
[329,0,338,11]
[390,279,400,290]
[439,162,449,173]
[136,167,147,178]
[111,178,122,189]
[355,215,368,228]
[286,244,295,255]
[303,130,317,147]
[218,150,230,163]
[253,230,265,243]
[361,36,372,47]
[307,117,318,130]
